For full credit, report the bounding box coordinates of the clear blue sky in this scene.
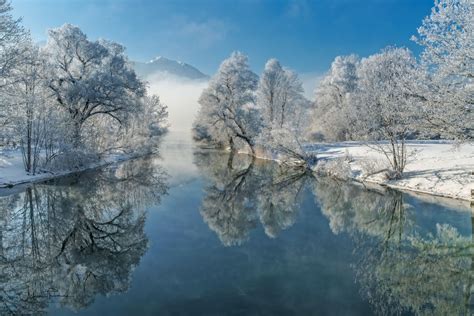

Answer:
[13,0,434,75]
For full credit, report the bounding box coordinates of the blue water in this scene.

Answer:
[0,147,472,315]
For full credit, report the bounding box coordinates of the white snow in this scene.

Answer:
[307,140,474,201]
[0,149,131,189]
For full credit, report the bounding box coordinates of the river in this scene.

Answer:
[0,138,473,315]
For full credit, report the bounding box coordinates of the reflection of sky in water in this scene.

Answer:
[0,147,471,315]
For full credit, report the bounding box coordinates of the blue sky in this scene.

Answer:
[13,0,434,75]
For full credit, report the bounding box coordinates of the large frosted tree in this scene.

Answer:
[0,0,28,131]
[353,47,422,178]
[43,24,145,148]
[0,0,27,82]
[311,55,359,141]
[256,58,311,164]
[257,58,306,130]
[193,52,260,154]
[412,0,473,140]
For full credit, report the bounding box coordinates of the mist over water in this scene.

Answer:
[144,68,321,139]
[146,73,208,137]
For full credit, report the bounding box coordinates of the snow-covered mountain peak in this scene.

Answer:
[133,56,208,80]
[148,56,164,63]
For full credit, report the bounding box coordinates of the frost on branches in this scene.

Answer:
[412,0,473,140]
[193,54,311,166]
[0,16,168,176]
[193,52,260,155]
[352,48,422,178]
[311,55,359,142]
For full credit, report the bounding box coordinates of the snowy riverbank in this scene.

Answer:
[0,149,136,190]
[307,141,474,202]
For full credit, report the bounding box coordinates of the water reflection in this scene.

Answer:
[196,151,474,315]
[195,151,308,246]
[0,158,168,315]
[314,178,474,315]
[1,150,472,315]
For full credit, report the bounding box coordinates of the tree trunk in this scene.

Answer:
[228,137,236,169]
[27,124,31,173]
[247,140,255,157]
[25,104,33,173]
[0,207,4,259]
[72,120,82,149]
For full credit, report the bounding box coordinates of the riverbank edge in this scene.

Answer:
[235,145,474,205]
[0,152,150,192]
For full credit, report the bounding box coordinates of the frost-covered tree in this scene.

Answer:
[311,55,359,141]
[4,43,49,173]
[0,4,167,172]
[83,94,168,156]
[412,0,473,140]
[0,0,27,84]
[353,48,422,178]
[0,0,28,130]
[257,58,307,130]
[43,24,146,148]
[193,52,260,155]
[117,94,168,154]
[256,59,311,162]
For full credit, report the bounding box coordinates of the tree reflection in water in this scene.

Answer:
[3,150,472,315]
[0,158,168,315]
[197,151,474,315]
[195,151,309,246]
[315,178,474,315]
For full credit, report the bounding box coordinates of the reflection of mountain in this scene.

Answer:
[195,151,308,246]
[0,158,168,315]
[132,56,208,80]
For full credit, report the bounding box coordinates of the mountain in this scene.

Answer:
[132,56,208,80]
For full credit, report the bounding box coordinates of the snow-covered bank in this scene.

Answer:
[0,149,136,190]
[307,141,474,202]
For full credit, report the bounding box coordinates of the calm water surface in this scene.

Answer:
[0,143,473,315]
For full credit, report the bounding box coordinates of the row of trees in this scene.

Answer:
[0,1,168,174]
[194,0,472,178]
[313,0,472,177]
[193,53,311,164]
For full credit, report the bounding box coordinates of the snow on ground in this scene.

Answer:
[307,140,474,202]
[0,149,131,190]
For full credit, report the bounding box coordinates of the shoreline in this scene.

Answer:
[308,141,474,203]
[0,152,149,195]
[2,141,473,205]
[239,140,474,203]
[360,177,473,203]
